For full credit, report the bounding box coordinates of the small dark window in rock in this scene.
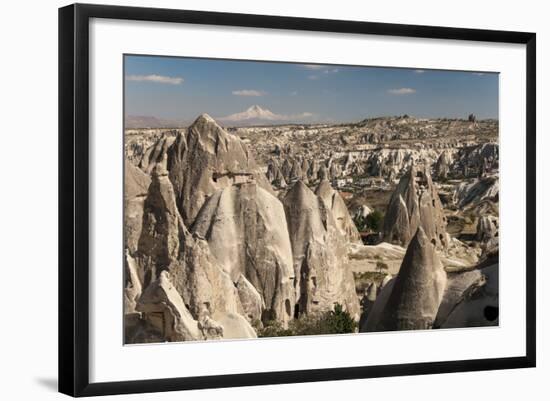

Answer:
[484,305,499,321]
[285,299,291,317]
[294,303,300,319]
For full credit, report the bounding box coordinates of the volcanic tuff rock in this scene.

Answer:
[383,164,448,249]
[476,216,499,242]
[191,182,295,325]
[283,180,360,320]
[433,268,485,328]
[235,274,264,323]
[167,113,273,226]
[315,179,362,244]
[139,134,175,174]
[136,271,202,342]
[136,164,186,286]
[364,228,447,331]
[124,161,151,254]
[359,282,378,328]
[124,251,142,314]
[453,175,499,210]
[439,264,499,328]
[434,149,454,179]
[131,161,254,341]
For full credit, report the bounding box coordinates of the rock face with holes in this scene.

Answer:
[315,179,362,244]
[191,182,295,326]
[166,114,273,226]
[283,180,360,320]
[363,227,447,331]
[383,164,448,249]
[128,161,256,343]
[136,271,202,342]
[438,264,499,328]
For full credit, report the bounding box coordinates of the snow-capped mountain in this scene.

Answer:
[219,105,313,126]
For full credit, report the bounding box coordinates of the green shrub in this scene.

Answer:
[320,303,357,334]
[366,210,384,231]
[257,303,357,337]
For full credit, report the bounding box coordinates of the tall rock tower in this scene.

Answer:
[383,164,448,249]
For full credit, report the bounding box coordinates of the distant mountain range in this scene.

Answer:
[219,105,314,126]
[125,115,189,129]
[125,105,315,129]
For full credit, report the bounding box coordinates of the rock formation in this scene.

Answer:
[438,264,498,328]
[453,176,499,210]
[129,161,255,342]
[283,181,360,320]
[476,216,498,242]
[364,228,447,331]
[166,114,273,226]
[139,134,175,174]
[434,149,454,180]
[315,179,362,244]
[124,161,150,254]
[191,182,295,326]
[383,164,448,249]
[136,271,202,342]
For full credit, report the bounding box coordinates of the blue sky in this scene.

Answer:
[124,55,499,125]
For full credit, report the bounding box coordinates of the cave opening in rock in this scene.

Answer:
[484,305,499,321]
[294,303,300,319]
[285,299,291,317]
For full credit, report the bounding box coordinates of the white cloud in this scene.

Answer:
[387,87,416,95]
[232,89,267,96]
[414,69,425,74]
[125,74,183,85]
[324,68,339,74]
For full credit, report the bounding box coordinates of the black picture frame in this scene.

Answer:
[59,3,536,397]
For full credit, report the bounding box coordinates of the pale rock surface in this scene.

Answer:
[380,274,393,289]
[353,204,372,220]
[139,134,175,174]
[135,161,253,338]
[137,164,186,285]
[192,182,295,325]
[167,114,273,225]
[433,268,485,327]
[124,160,151,254]
[476,215,499,242]
[383,164,448,249]
[136,271,202,342]
[283,181,360,320]
[439,264,499,328]
[453,175,499,210]
[434,149,454,179]
[315,179,362,244]
[211,311,257,339]
[124,251,142,313]
[236,274,264,323]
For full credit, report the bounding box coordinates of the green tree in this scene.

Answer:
[366,210,384,231]
[320,303,358,334]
